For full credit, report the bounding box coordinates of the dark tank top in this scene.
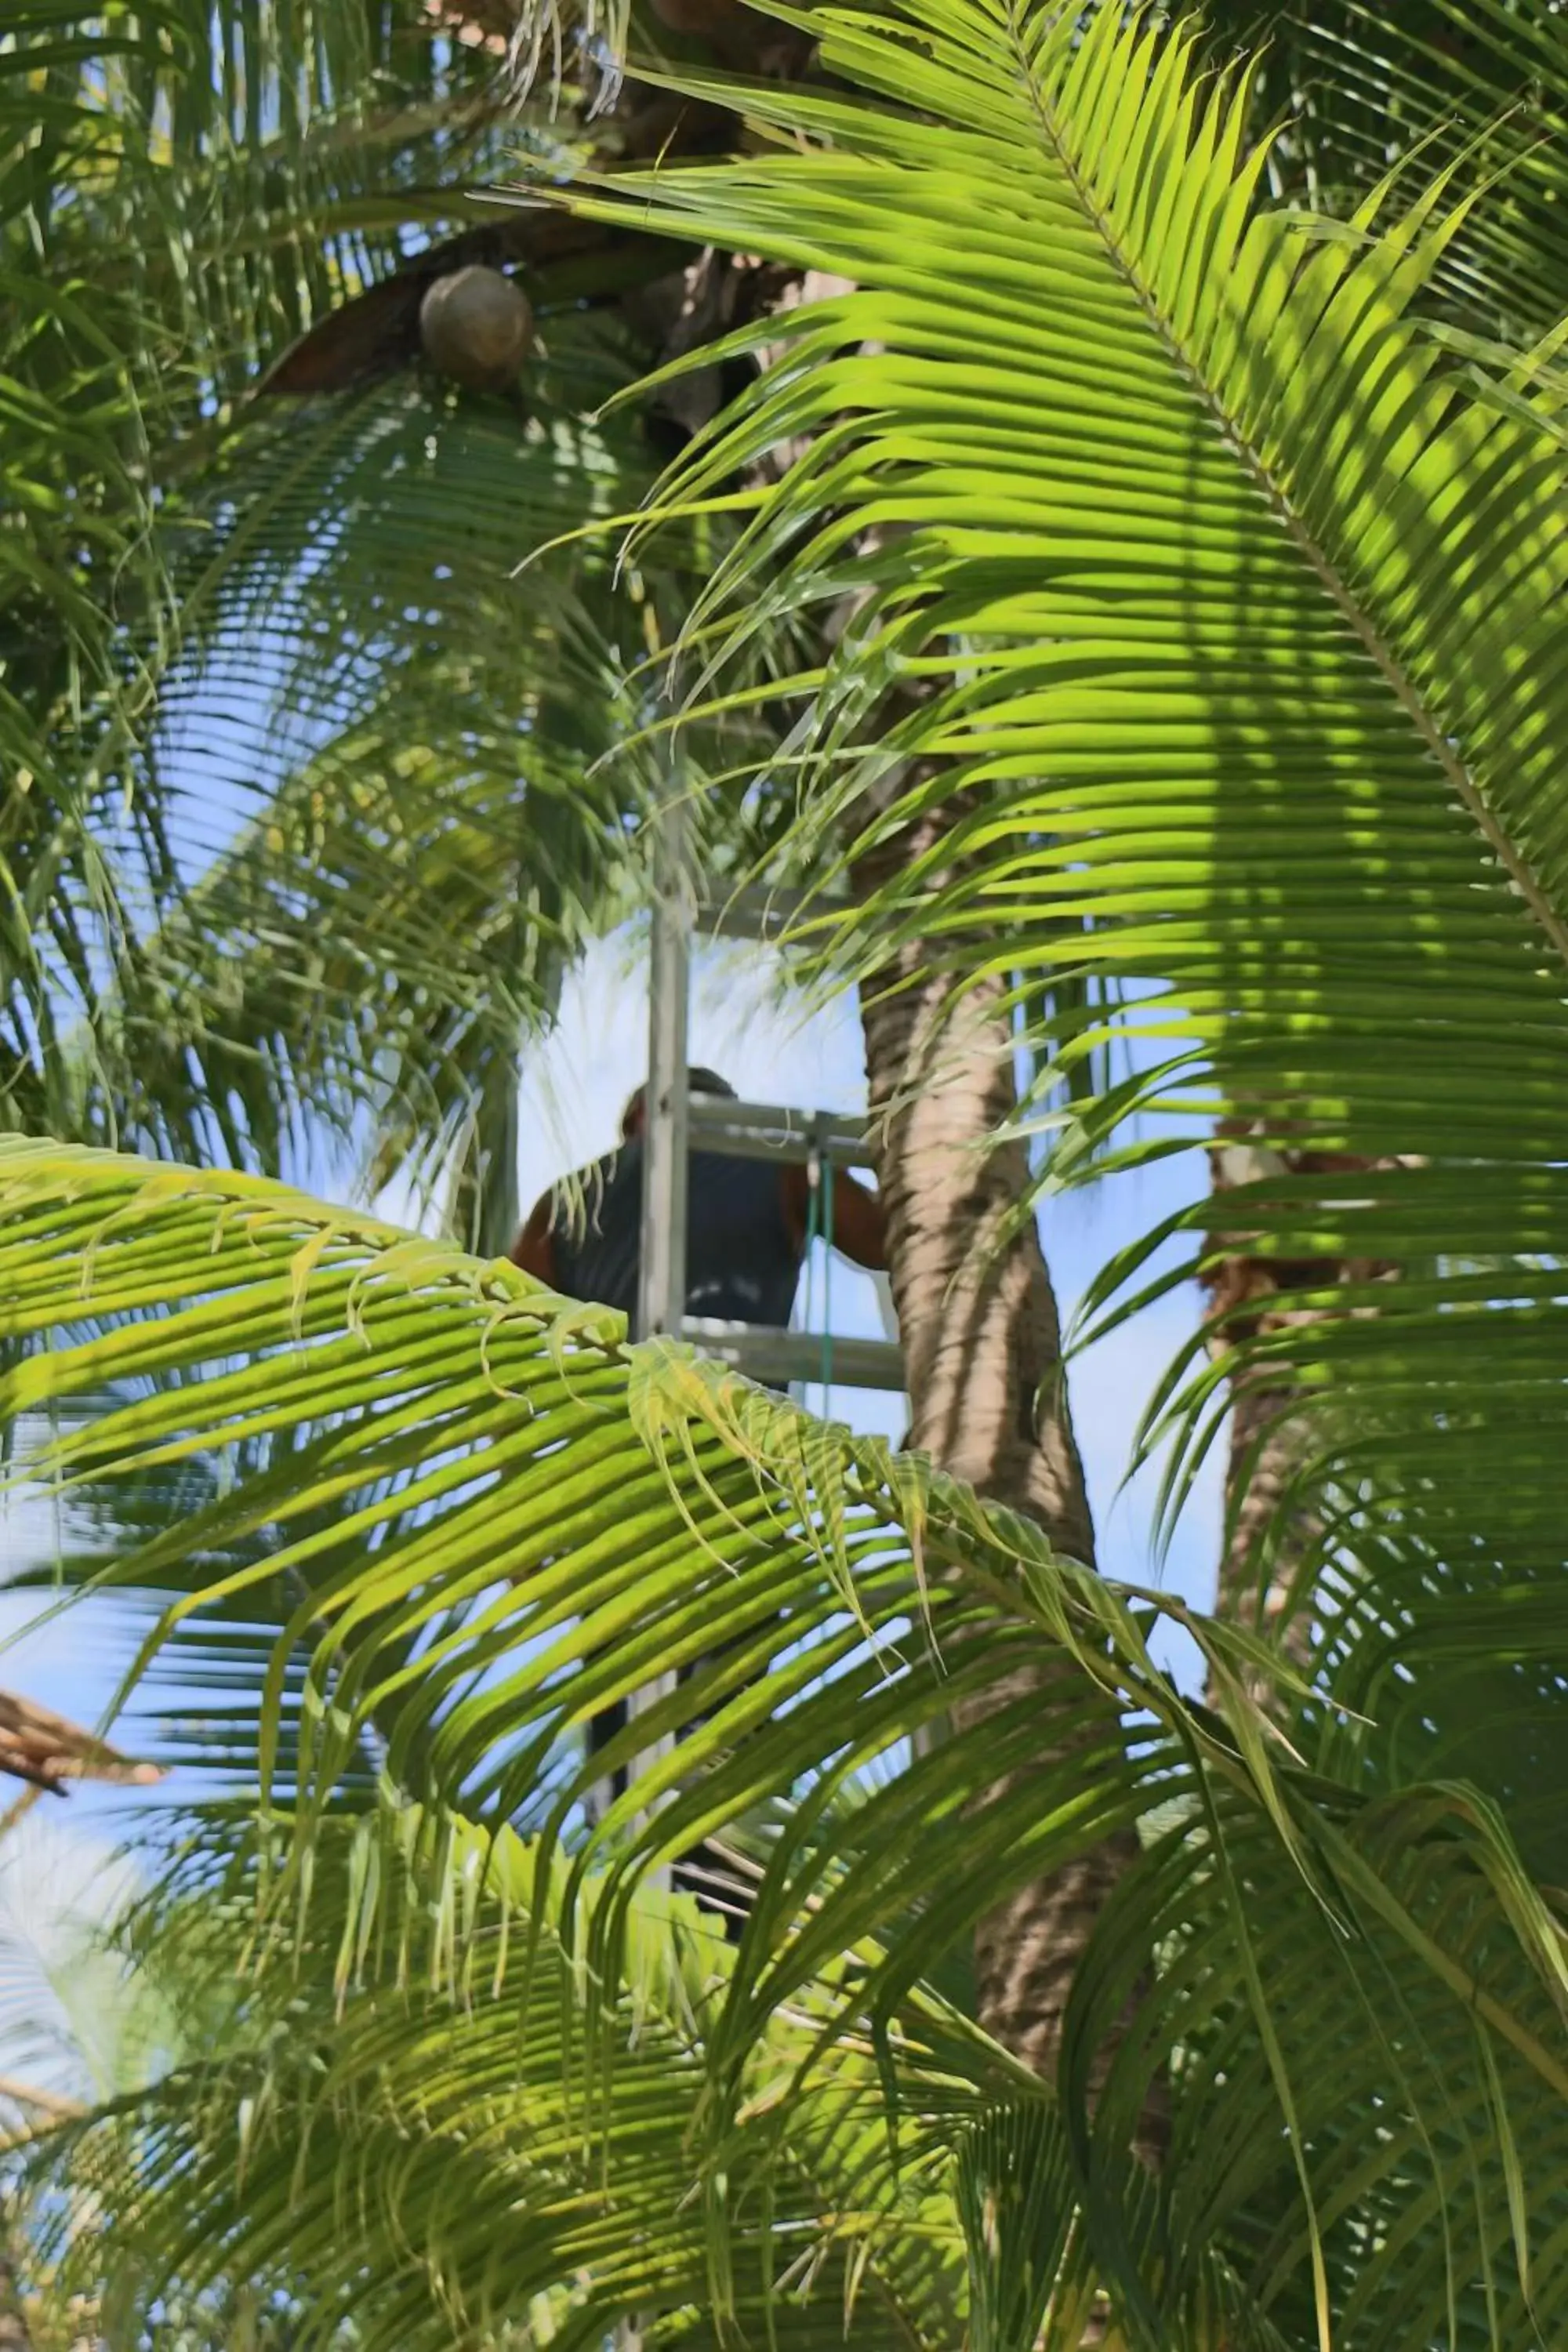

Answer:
[550,1138,803,1329]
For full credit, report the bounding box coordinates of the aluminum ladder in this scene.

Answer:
[634,846,905,1394]
[608,799,906,1875]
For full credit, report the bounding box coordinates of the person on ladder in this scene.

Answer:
[508,1066,887,1326]
[508,1066,889,1937]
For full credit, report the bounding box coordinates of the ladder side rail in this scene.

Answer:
[638,793,691,1345]
[604,768,691,1888]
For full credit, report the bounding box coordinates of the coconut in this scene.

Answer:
[419,266,533,392]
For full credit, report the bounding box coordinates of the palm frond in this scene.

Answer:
[0,0,646,1174]
[0,1811,147,2115]
[1202,0,1568,337]
[551,0,1568,1797]
[2,1142,1566,2346]
[31,1801,975,2352]
[4,1,832,1207]
[120,361,668,1199]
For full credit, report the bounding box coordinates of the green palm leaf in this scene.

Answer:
[1203,0,1568,338]
[125,365,665,1206]
[32,1803,974,2352]
[3,1140,1566,2345]
[1,0,682,1182]
[550,0,1568,1825]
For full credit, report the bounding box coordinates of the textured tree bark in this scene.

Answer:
[855,815,1156,2164]
[1214,1374,1317,1664]
[1202,1127,1403,1693]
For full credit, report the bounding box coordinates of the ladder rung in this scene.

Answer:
[696,885,850,943]
[687,1095,877,1171]
[684,1319,906,1392]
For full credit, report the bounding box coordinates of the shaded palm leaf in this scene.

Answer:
[1203,0,1568,337]
[31,1802,975,2352]
[0,0,658,1173]
[2,1142,1565,2344]
[121,361,667,1200]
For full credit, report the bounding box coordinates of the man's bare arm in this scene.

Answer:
[780,1163,887,1272]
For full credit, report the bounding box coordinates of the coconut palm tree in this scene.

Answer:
[8,1,1568,2346]
[4,0,1134,2111]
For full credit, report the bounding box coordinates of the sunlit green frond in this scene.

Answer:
[4,1142,1567,2346]
[554,0,1568,1798]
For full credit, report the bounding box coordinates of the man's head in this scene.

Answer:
[620,1067,736,1141]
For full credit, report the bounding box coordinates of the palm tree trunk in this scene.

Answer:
[1213,1372,1318,1665]
[855,817,1154,2154]
[1202,1127,1403,1689]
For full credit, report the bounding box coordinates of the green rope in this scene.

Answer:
[819,1137,834,1404]
[801,1142,818,1366]
[800,1130,835,1409]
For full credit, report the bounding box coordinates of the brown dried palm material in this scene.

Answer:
[0,1690,161,1794]
[1202,1120,1406,1674]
